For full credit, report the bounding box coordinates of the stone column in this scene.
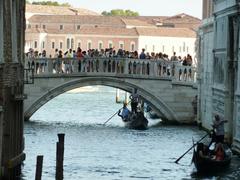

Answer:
[0,1,3,63]
[232,15,240,152]
[0,0,25,179]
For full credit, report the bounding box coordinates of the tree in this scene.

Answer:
[101,9,139,16]
[31,1,71,7]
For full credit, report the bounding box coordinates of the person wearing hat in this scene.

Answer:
[129,88,139,113]
[212,114,228,143]
[118,102,130,122]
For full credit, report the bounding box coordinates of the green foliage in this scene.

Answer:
[31,1,71,7]
[101,9,139,16]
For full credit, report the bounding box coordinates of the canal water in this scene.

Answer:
[22,86,240,180]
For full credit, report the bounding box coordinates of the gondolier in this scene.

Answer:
[129,88,139,113]
[212,114,228,143]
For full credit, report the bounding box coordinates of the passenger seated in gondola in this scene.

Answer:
[118,102,130,122]
[197,143,209,159]
[213,143,225,161]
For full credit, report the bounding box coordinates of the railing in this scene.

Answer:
[25,57,197,83]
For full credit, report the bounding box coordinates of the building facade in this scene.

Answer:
[25,5,200,59]
[199,0,240,152]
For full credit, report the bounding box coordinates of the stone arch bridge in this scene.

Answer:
[24,57,197,123]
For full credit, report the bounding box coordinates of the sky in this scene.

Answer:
[31,0,203,19]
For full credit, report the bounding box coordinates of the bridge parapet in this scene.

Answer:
[25,57,197,83]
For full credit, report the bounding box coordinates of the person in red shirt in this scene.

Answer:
[76,47,84,72]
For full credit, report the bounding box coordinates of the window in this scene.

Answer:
[77,41,81,48]
[42,25,46,29]
[34,41,37,48]
[77,25,81,30]
[71,38,74,49]
[52,42,55,49]
[98,41,103,50]
[60,25,63,30]
[108,41,113,49]
[67,38,70,49]
[131,42,135,51]
[59,42,63,49]
[88,41,92,50]
[152,45,155,52]
[119,42,124,49]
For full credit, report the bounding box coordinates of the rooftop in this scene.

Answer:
[26,4,99,16]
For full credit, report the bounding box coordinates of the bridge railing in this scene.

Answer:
[25,57,197,83]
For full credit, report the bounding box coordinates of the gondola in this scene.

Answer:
[123,111,148,130]
[192,143,232,172]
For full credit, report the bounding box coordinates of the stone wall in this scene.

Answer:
[199,1,240,152]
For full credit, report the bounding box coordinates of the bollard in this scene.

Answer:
[35,155,43,180]
[56,133,65,180]
[115,89,120,103]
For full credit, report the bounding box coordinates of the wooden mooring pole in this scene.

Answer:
[56,133,65,180]
[35,155,43,180]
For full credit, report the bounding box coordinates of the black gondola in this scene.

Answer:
[192,143,232,172]
[123,112,148,130]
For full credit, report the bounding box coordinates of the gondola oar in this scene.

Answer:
[103,101,131,125]
[174,133,209,164]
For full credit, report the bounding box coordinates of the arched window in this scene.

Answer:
[108,41,113,48]
[87,40,92,50]
[183,42,186,52]
[67,38,70,49]
[98,41,103,50]
[34,41,38,48]
[59,41,63,49]
[51,41,55,49]
[145,45,148,51]
[71,38,74,49]
[77,41,82,49]
[152,45,155,52]
[119,41,124,49]
[130,42,135,51]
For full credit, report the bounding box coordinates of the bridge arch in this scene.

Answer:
[24,77,177,121]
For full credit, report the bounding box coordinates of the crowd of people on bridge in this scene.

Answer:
[25,47,195,81]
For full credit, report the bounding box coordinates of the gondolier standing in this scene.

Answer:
[129,88,139,113]
[212,114,228,143]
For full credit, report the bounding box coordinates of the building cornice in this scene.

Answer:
[46,34,139,39]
